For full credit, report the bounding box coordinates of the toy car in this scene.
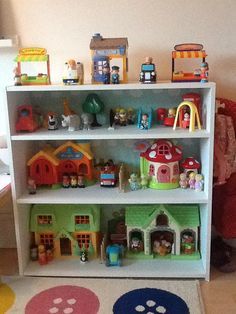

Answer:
[139,57,157,83]
[106,244,123,266]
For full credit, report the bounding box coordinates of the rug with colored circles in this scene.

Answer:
[0,277,204,313]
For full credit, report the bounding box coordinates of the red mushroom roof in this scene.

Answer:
[140,139,182,163]
[181,157,200,169]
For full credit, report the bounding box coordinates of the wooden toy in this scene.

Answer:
[30,204,101,259]
[90,33,128,84]
[139,57,157,83]
[181,157,200,176]
[15,105,42,132]
[82,93,104,127]
[137,109,152,130]
[125,204,200,258]
[62,59,84,85]
[173,101,201,132]
[172,43,207,82]
[14,47,50,85]
[140,139,182,189]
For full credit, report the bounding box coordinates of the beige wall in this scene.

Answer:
[1,0,236,99]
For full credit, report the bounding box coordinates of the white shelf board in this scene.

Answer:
[24,258,206,278]
[11,125,210,141]
[17,185,208,204]
[6,81,216,92]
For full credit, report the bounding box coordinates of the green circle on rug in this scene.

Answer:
[25,285,100,314]
[0,283,15,313]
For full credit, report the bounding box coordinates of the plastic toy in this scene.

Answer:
[82,93,104,127]
[200,62,209,83]
[128,173,141,191]
[81,113,94,130]
[102,64,110,84]
[16,105,42,132]
[90,33,128,84]
[157,107,176,127]
[181,157,200,176]
[106,244,123,266]
[140,139,182,189]
[137,109,152,130]
[173,101,201,132]
[14,47,51,85]
[48,113,59,130]
[13,66,21,86]
[30,204,101,259]
[62,59,84,85]
[179,173,188,189]
[38,244,47,265]
[77,173,85,188]
[172,43,207,82]
[194,174,204,191]
[111,65,120,84]
[28,177,36,194]
[61,114,81,131]
[182,93,201,123]
[110,107,135,128]
[188,172,196,189]
[70,173,78,188]
[100,160,117,187]
[125,204,200,258]
[80,250,88,263]
[139,57,157,83]
[62,173,70,188]
[140,174,149,189]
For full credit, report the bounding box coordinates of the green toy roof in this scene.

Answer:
[30,204,100,233]
[125,204,199,228]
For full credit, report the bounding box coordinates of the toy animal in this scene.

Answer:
[81,113,94,130]
[61,114,81,131]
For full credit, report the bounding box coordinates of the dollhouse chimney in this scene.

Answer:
[93,33,103,41]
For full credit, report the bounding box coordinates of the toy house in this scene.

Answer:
[181,157,200,176]
[125,204,200,258]
[140,139,182,189]
[90,33,128,84]
[30,204,101,258]
[14,47,51,85]
[27,141,94,186]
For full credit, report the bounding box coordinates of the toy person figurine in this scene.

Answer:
[111,65,120,84]
[140,113,149,130]
[179,173,188,189]
[62,173,70,188]
[200,62,209,83]
[48,114,59,130]
[188,172,196,189]
[194,174,204,191]
[28,177,36,194]
[13,66,22,86]
[80,250,88,263]
[77,173,85,188]
[102,64,110,84]
[38,244,47,265]
[70,173,78,188]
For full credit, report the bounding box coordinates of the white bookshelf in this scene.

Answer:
[5,82,215,279]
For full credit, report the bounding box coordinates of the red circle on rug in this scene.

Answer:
[25,285,100,314]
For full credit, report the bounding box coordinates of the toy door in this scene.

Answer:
[157,165,170,183]
[31,159,55,185]
[60,238,72,256]
[78,163,88,175]
[59,160,77,180]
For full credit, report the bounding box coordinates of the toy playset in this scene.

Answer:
[14,47,51,85]
[139,57,157,83]
[173,100,201,132]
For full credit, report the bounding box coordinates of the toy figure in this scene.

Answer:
[77,173,85,188]
[81,113,93,130]
[28,177,36,194]
[188,172,196,189]
[111,66,120,84]
[128,173,141,191]
[38,244,47,265]
[140,174,149,189]
[140,113,149,130]
[102,64,110,84]
[179,173,188,189]
[153,239,171,256]
[80,250,88,263]
[70,173,78,188]
[61,114,81,131]
[62,173,70,188]
[130,237,144,252]
[46,245,54,262]
[139,57,157,83]
[48,114,59,130]
[194,174,204,191]
[127,108,135,124]
[118,109,127,126]
[200,62,209,83]
[181,234,195,254]
[13,66,21,86]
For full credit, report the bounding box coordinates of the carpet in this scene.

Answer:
[0,277,204,314]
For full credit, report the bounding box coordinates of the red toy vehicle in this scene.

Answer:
[100,160,117,187]
[15,105,41,132]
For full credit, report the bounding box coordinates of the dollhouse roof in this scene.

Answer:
[53,141,93,160]
[140,139,182,163]
[125,205,199,229]
[27,146,60,166]
[90,34,128,50]
[181,157,200,170]
[30,204,100,232]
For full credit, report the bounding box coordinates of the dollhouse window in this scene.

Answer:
[156,213,169,226]
[149,164,155,176]
[157,144,170,155]
[75,215,90,225]
[76,234,91,249]
[173,164,179,175]
[39,233,54,247]
[37,215,53,225]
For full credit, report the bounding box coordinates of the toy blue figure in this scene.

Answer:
[106,244,123,266]
[111,66,120,84]
[102,64,110,84]
[128,173,141,191]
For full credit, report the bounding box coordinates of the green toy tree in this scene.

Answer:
[82,93,104,127]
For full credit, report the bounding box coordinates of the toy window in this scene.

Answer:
[75,215,90,225]
[37,215,53,225]
[157,145,170,155]
[149,164,155,176]
[173,164,179,175]
[76,234,91,249]
[39,233,54,247]
[156,213,169,226]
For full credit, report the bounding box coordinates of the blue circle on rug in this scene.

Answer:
[113,288,190,314]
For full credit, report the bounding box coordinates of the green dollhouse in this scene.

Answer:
[125,204,200,259]
[30,204,101,259]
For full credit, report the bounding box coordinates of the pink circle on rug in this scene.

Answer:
[25,285,100,314]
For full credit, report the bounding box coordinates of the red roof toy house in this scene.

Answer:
[181,157,200,176]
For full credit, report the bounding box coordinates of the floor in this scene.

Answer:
[1,248,236,314]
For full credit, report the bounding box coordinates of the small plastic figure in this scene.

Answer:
[102,64,110,84]
[62,173,70,188]
[111,66,120,84]
[13,66,22,86]
[130,237,143,252]
[179,173,188,189]
[77,173,85,188]
[38,244,47,265]
[48,114,59,130]
[194,174,204,191]
[200,62,209,83]
[46,245,54,262]
[140,174,149,189]
[118,109,127,126]
[81,113,93,130]
[127,108,135,124]
[80,250,88,263]
[188,172,196,189]
[128,173,141,191]
[70,173,78,188]
[28,177,36,194]
[140,113,149,130]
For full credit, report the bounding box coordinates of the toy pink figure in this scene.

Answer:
[38,244,47,265]
[188,172,196,189]
[194,174,204,191]
[179,173,188,189]
[28,177,36,194]
[200,62,209,83]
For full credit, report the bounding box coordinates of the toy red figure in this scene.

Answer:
[38,244,47,265]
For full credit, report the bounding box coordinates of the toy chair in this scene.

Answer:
[173,101,201,132]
